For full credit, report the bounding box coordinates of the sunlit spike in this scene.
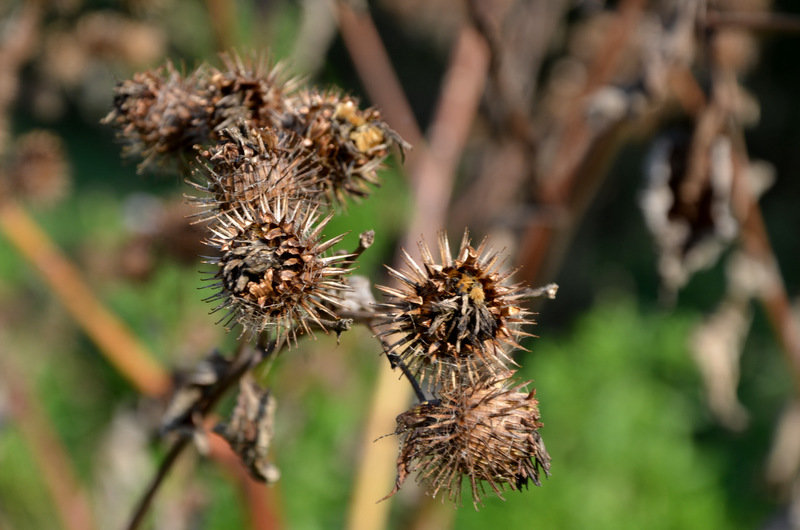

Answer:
[401,248,427,280]
[316,232,347,253]
[418,238,435,266]
[308,210,334,241]
[438,231,452,267]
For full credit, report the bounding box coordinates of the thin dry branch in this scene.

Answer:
[705,10,800,33]
[517,0,646,284]
[728,127,800,391]
[205,0,237,51]
[125,339,276,530]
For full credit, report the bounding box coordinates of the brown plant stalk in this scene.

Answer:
[517,0,646,284]
[125,337,276,530]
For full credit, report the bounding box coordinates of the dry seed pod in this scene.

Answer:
[3,131,70,205]
[204,197,351,342]
[386,375,550,507]
[206,52,297,132]
[376,230,534,387]
[190,124,320,218]
[104,53,293,170]
[103,62,213,169]
[280,88,407,205]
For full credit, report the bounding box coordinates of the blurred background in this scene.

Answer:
[2,0,800,529]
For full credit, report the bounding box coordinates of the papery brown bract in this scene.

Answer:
[387,375,550,507]
[204,196,351,343]
[214,375,280,483]
[376,230,534,387]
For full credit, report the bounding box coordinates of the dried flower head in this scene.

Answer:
[104,53,294,171]
[376,231,534,386]
[204,197,351,341]
[206,52,296,132]
[387,375,550,507]
[280,88,407,205]
[103,62,213,169]
[190,124,320,218]
[4,130,70,205]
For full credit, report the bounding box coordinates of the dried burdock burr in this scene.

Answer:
[206,52,297,132]
[190,123,320,218]
[3,130,70,205]
[104,53,294,171]
[280,88,407,206]
[376,230,534,387]
[103,61,214,169]
[204,196,351,342]
[386,374,550,507]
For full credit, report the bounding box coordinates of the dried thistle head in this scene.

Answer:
[103,62,213,169]
[387,375,550,507]
[190,124,320,218]
[206,52,297,132]
[280,88,407,205]
[204,197,351,342]
[3,130,70,205]
[376,231,534,386]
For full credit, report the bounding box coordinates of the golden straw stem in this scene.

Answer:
[0,201,171,397]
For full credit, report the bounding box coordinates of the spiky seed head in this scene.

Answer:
[104,53,294,171]
[280,88,408,206]
[103,62,214,169]
[376,230,534,387]
[204,197,351,342]
[206,51,298,132]
[190,124,321,218]
[386,375,551,508]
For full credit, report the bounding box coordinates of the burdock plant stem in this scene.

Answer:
[125,334,276,530]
